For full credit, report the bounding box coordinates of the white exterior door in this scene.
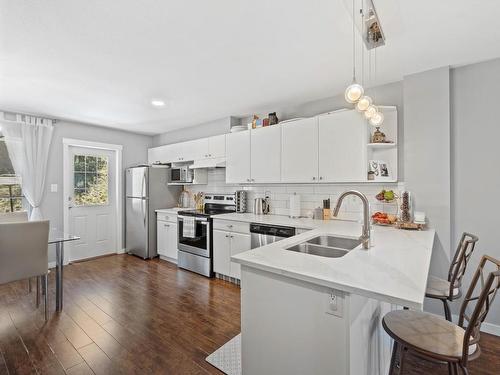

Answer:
[67,146,117,261]
[250,126,281,183]
[281,118,319,183]
[226,131,251,183]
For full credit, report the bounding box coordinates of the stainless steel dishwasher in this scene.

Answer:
[250,223,296,249]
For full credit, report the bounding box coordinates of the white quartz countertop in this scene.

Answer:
[222,213,435,310]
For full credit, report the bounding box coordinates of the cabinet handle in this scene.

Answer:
[164,224,170,227]
[251,179,255,182]
[225,235,229,238]
[247,178,250,182]
[227,225,233,228]
[319,176,323,180]
[312,177,316,180]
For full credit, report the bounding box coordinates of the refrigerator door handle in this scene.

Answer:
[142,199,146,228]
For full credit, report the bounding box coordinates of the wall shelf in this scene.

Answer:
[367,143,397,148]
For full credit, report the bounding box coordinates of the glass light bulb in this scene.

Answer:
[356,96,372,112]
[369,111,384,126]
[364,105,378,119]
[344,83,364,104]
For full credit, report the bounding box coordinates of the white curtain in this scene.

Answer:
[1,114,54,220]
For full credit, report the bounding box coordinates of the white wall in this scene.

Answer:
[42,120,153,262]
[451,58,500,328]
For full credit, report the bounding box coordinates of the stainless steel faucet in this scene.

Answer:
[333,190,370,249]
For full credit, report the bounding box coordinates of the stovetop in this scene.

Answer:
[178,193,236,218]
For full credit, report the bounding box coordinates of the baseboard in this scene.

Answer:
[452,314,500,336]
[116,248,126,254]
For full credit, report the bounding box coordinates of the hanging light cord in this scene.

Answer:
[352,0,356,82]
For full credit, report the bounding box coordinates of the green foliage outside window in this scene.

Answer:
[74,155,109,206]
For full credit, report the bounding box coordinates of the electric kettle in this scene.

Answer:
[253,198,270,215]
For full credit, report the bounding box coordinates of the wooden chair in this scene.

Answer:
[426,232,478,321]
[0,220,50,320]
[383,255,500,375]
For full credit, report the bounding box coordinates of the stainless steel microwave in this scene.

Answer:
[171,166,193,183]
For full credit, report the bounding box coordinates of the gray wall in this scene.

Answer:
[153,116,239,146]
[42,120,152,261]
[403,67,452,315]
[451,58,500,326]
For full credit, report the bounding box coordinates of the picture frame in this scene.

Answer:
[368,160,392,181]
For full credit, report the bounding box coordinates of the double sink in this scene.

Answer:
[285,235,362,258]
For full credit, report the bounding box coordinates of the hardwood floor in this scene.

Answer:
[0,254,498,374]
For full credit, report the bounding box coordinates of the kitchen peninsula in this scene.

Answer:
[229,215,435,375]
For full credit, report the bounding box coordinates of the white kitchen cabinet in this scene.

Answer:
[157,215,178,262]
[213,229,231,276]
[229,232,251,279]
[226,131,251,183]
[281,118,319,182]
[207,134,226,159]
[318,110,367,182]
[148,143,177,164]
[181,138,209,161]
[250,125,281,183]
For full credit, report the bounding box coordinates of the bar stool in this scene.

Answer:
[426,232,478,321]
[383,255,500,375]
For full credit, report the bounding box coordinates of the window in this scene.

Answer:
[0,132,23,213]
[73,155,109,206]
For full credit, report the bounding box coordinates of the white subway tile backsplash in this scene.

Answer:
[185,168,405,216]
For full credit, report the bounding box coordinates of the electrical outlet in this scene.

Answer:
[326,291,343,317]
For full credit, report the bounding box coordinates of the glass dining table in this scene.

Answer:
[48,228,80,312]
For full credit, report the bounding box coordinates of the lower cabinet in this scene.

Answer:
[213,228,251,280]
[157,218,178,262]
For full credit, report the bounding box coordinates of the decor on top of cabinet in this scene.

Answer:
[371,127,394,144]
[368,160,391,180]
[268,112,279,125]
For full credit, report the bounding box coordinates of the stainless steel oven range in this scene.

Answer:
[177,193,236,277]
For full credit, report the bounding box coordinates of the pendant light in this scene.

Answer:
[356,95,372,111]
[369,111,384,126]
[364,104,378,119]
[344,0,363,104]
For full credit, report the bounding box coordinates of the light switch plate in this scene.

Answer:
[50,184,58,193]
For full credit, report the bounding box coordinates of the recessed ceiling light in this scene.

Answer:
[151,99,165,107]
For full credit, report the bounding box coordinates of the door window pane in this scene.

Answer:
[73,155,109,206]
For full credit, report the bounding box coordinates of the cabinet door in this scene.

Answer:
[250,126,281,183]
[281,118,319,183]
[213,230,231,276]
[318,110,367,182]
[207,134,226,158]
[229,232,251,279]
[165,222,178,260]
[165,143,182,163]
[156,221,169,256]
[226,131,251,183]
[181,138,209,161]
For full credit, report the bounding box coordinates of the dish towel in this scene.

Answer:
[182,216,196,238]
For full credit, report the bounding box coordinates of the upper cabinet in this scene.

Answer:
[207,134,226,159]
[281,118,318,183]
[318,110,367,182]
[250,125,281,183]
[148,107,398,183]
[181,138,208,161]
[226,131,251,183]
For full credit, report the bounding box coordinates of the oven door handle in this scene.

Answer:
[178,215,209,223]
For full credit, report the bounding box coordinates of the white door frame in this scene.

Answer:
[63,138,123,262]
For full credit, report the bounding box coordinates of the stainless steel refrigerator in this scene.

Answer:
[125,166,181,259]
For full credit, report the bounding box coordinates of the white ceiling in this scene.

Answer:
[1,0,500,135]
